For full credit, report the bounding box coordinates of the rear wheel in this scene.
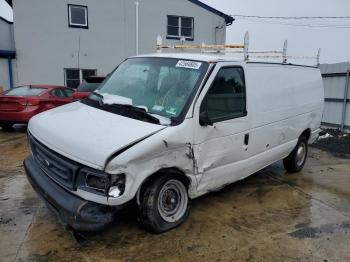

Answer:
[139,175,191,234]
[283,136,308,172]
[0,122,13,131]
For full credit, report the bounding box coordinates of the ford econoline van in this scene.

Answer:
[24,52,324,233]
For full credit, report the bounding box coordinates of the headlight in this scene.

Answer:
[78,168,125,197]
[86,173,108,192]
[108,174,125,197]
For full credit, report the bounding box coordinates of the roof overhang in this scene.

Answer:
[187,0,234,26]
[0,16,13,24]
[0,50,16,59]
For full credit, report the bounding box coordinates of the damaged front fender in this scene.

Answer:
[104,119,200,205]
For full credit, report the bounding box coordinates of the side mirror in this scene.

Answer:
[199,111,213,126]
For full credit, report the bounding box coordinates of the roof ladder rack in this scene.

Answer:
[155,32,321,67]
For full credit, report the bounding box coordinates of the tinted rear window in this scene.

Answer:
[5,86,46,97]
[77,82,100,92]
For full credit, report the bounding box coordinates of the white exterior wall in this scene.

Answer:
[13,0,228,86]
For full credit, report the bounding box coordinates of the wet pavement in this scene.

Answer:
[0,127,350,262]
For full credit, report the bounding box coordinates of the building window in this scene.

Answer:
[167,15,194,40]
[65,69,96,89]
[68,4,88,29]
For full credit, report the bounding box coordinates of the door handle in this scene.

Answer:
[244,133,249,146]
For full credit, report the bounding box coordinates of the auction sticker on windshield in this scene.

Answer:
[176,60,202,70]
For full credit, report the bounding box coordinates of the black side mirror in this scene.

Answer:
[199,111,213,126]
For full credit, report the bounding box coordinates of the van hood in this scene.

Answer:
[28,102,166,169]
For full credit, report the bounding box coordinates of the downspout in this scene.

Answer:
[215,25,224,45]
[135,1,139,55]
[7,57,14,89]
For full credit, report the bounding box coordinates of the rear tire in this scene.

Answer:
[0,122,13,131]
[283,136,308,173]
[139,175,191,234]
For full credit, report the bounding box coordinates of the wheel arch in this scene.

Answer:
[301,128,311,141]
[135,167,191,206]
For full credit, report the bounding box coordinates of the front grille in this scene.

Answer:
[28,133,82,190]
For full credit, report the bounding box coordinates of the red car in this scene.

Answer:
[73,76,105,100]
[0,85,75,130]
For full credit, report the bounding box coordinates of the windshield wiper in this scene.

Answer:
[114,104,160,124]
[88,92,160,124]
[91,91,104,106]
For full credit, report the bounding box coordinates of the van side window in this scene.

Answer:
[204,67,246,122]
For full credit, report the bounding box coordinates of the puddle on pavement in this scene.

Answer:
[1,130,350,261]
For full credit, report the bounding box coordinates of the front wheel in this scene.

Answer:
[283,136,308,173]
[139,175,191,234]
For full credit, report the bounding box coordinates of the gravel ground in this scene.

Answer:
[311,128,350,159]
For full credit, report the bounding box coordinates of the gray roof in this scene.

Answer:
[0,16,13,24]
[188,0,234,25]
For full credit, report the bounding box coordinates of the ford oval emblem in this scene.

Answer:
[44,159,50,167]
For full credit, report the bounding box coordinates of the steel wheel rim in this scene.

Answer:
[158,179,188,223]
[296,142,306,167]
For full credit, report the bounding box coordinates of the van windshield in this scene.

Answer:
[90,57,209,121]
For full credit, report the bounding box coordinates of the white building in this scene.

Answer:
[8,0,233,89]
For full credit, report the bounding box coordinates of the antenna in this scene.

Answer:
[244,31,249,61]
[283,40,288,63]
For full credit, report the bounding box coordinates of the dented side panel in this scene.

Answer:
[191,62,252,194]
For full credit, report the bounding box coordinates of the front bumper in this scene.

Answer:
[24,155,117,232]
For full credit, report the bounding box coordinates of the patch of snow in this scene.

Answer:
[318,133,333,140]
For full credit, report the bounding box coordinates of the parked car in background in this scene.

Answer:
[73,76,105,100]
[0,85,75,130]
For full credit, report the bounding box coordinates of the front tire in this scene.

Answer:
[140,175,191,234]
[283,136,308,172]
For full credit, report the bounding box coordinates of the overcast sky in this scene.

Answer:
[1,0,349,63]
[202,0,350,64]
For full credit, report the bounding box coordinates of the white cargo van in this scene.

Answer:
[24,49,324,233]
